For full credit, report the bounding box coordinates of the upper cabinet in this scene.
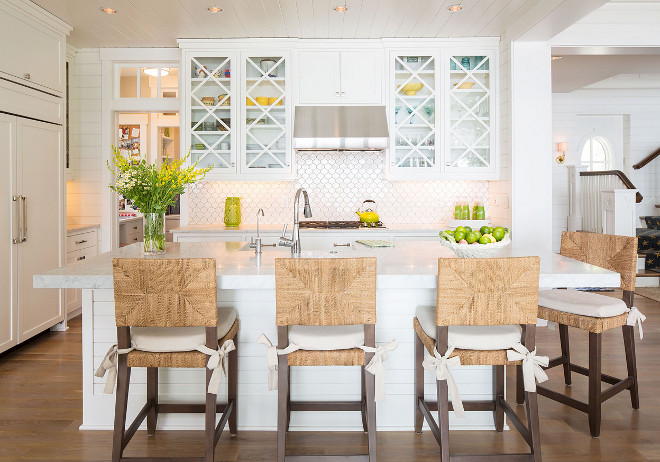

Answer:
[386,47,497,180]
[181,46,293,180]
[297,50,382,105]
[0,1,70,96]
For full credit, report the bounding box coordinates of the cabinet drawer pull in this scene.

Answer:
[24,73,31,80]
[333,243,351,247]
[75,239,87,245]
[133,237,138,241]
[133,226,138,230]
[335,91,340,97]
[76,256,86,261]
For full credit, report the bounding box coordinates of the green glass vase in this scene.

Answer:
[224,197,241,227]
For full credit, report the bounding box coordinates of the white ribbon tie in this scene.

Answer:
[626,307,646,339]
[198,339,236,394]
[358,339,398,402]
[506,343,549,392]
[256,334,300,391]
[422,346,465,418]
[95,344,135,394]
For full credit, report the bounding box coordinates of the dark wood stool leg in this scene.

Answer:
[286,369,292,432]
[516,365,525,405]
[559,324,572,386]
[361,365,368,432]
[112,364,130,462]
[277,355,288,462]
[437,379,450,462]
[622,325,640,409]
[414,334,424,434]
[365,369,377,462]
[493,365,504,432]
[588,332,602,438]
[228,346,238,436]
[147,367,158,436]
[525,391,543,462]
[205,367,216,462]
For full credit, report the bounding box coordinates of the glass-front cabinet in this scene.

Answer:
[188,54,236,173]
[182,49,292,179]
[241,53,290,174]
[388,49,496,179]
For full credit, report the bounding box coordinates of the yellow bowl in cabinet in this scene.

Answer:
[255,96,269,106]
[399,83,424,95]
[246,97,255,106]
[268,97,282,105]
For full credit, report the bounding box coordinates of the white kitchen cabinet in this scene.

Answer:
[119,217,144,246]
[386,47,498,180]
[297,51,382,105]
[0,113,64,354]
[65,228,98,315]
[0,0,70,96]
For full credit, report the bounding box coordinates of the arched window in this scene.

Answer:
[580,136,614,171]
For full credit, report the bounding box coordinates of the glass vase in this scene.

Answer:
[143,212,166,255]
[224,197,241,227]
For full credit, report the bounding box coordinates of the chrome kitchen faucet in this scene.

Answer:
[279,188,312,255]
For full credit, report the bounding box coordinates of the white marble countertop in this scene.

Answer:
[34,240,620,290]
[66,223,100,234]
[171,223,446,234]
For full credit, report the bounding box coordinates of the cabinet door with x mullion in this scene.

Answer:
[187,52,237,176]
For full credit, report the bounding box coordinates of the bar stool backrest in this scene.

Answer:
[112,258,218,327]
[275,257,377,326]
[560,231,638,292]
[436,257,540,327]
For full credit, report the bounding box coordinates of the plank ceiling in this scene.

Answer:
[30,0,536,48]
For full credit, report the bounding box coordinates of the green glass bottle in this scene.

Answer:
[224,197,241,227]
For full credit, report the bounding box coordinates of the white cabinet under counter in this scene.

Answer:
[119,216,143,247]
[65,225,99,316]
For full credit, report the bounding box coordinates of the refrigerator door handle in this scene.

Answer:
[21,196,27,242]
[12,195,20,244]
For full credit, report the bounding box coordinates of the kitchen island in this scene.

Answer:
[33,240,620,432]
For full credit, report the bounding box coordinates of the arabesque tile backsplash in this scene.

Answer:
[188,152,488,224]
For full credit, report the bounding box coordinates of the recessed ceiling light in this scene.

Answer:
[551,56,563,61]
[208,6,222,13]
[100,7,117,14]
[448,4,462,12]
[144,68,170,77]
[334,5,348,12]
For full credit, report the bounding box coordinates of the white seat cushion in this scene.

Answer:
[130,307,237,353]
[288,325,364,350]
[538,289,628,318]
[415,306,522,351]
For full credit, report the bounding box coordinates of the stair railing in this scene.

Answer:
[568,166,642,234]
[633,147,660,170]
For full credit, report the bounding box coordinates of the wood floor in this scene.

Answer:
[1,290,659,461]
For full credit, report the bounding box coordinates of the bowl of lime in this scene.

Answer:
[439,225,510,258]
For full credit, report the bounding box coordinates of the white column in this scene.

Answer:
[567,165,585,232]
[510,42,553,250]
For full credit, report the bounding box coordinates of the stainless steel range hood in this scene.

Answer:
[293,105,389,151]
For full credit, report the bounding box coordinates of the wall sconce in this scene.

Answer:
[556,142,567,164]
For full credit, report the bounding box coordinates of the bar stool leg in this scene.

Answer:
[525,391,543,462]
[414,335,424,434]
[559,324,572,386]
[205,367,216,462]
[147,367,158,436]
[436,379,450,462]
[622,325,640,409]
[516,365,525,405]
[365,367,377,462]
[112,365,131,462]
[277,355,289,462]
[228,346,238,436]
[588,332,602,438]
[361,366,368,432]
[493,366,504,432]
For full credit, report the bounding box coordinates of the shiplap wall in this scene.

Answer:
[488,38,511,229]
[67,49,102,228]
[552,89,660,252]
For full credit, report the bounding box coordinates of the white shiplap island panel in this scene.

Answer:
[34,241,620,431]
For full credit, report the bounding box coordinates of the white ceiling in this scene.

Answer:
[30,0,537,48]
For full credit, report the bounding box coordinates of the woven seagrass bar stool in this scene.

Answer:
[414,257,547,462]
[259,257,396,462]
[97,258,239,462]
[532,231,645,438]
